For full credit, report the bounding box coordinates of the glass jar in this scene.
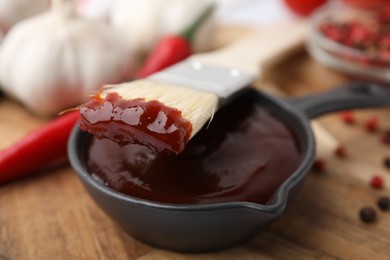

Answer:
[307,2,390,84]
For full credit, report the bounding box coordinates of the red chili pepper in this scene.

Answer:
[135,37,192,79]
[283,0,328,16]
[0,111,79,183]
[135,4,215,78]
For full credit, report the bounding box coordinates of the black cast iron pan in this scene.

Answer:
[68,82,390,252]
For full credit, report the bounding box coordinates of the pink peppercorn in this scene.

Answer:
[379,34,390,49]
[312,159,326,172]
[364,116,379,132]
[319,23,344,42]
[371,175,384,189]
[381,130,390,145]
[341,110,355,124]
[335,145,347,158]
[345,23,374,47]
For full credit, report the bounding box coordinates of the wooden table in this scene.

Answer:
[1,26,390,260]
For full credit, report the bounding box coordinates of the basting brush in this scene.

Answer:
[79,21,307,153]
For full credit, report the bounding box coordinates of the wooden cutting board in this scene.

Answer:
[1,25,390,260]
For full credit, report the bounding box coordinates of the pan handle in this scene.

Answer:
[287,82,390,119]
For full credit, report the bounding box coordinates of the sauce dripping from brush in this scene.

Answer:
[85,94,301,205]
[79,92,192,153]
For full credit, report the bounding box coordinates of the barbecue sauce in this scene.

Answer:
[86,95,301,205]
[79,92,192,153]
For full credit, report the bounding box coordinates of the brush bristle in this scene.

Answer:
[102,79,219,138]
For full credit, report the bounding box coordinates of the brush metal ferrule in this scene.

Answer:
[148,59,256,101]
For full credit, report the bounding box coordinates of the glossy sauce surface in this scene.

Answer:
[86,96,301,205]
[79,92,192,153]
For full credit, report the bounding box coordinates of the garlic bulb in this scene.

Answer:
[0,0,134,117]
[0,0,50,32]
[75,0,111,21]
[109,0,215,57]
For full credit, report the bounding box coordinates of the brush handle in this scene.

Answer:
[191,20,307,76]
[151,20,307,99]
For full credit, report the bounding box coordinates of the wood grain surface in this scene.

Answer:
[1,26,390,260]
